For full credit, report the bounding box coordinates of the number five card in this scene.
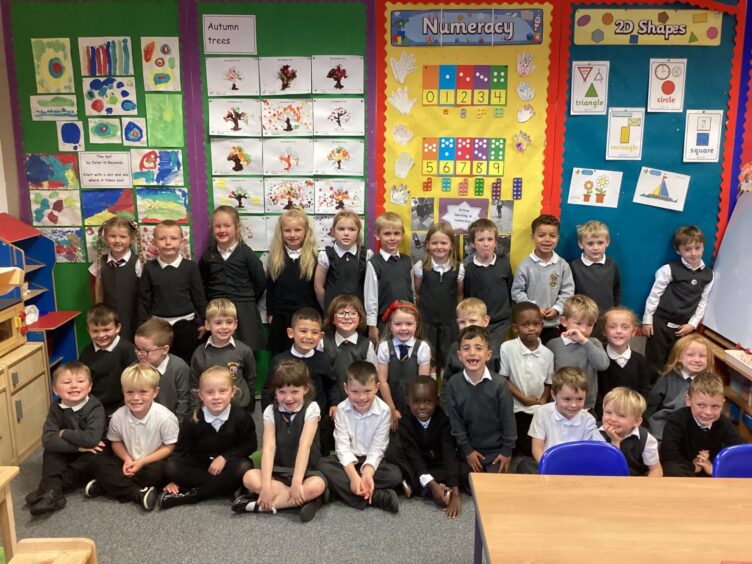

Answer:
[648,58,686,113]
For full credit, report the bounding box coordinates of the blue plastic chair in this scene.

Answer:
[539,441,629,476]
[713,444,752,478]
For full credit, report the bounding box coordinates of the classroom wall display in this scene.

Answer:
[30,190,82,226]
[263,177,314,213]
[81,188,135,225]
[210,138,263,176]
[570,61,609,115]
[312,98,365,136]
[78,36,133,76]
[88,118,122,143]
[212,177,265,213]
[205,57,260,96]
[40,227,85,263]
[647,58,686,113]
[135,188,189,224]
[258,56,312,95]
[140,37,181,92]
[83,76,138,115]
[239,215,269,251]
[632,166,689,213]
[209,98,262,136]
[30,94,78,120]
[260,98,312,136]
[56,121,85,151]
[311,55,364,94]
[121,117,147,146]
[25,153,80,190]
[31,38,75,94]
[567,167,622,208]
[683,110,723,163]
[145,93,184,146]
[314,178,365,214]
[130,148,184,186]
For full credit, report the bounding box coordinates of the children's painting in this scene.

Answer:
[239,215,268,251]
[56,121,84,151]
[145,94,184,147]
[78,37,133,76]
[81,189,135,226]
[30,190,82,226]
[258,56,312,96]
[262,139,314,176]
[313,139,364,176]
[136,188,189,223]
[208,98,262,137]
[40,227,85,263]
[130,149,184,186]
[567,167,623,208]
[140,225,191,260]
[30,95,78,120]
[313,215,335,249]
[88,118,122,144]
[25,153,79,190]
[210,139,263,176]
[261,99,313,137]
[83,77,138,116]
[205,57,260,96]
[632,167,690,213]
[314,178,365,214]
[313,98,365,136]
[212,177,264,213]
[264,177,315,213]
[31,38,75,93]
[121,117,147,146]
[311,55,364,95]
[84,227,99,262]
[141,37,181,92]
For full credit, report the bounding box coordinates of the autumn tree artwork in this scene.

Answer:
[224,66,242,91]
[326,146,350,170]
[228,187,249,208]
[223,107,248,131]
[278,65,297,90]
[227,146,251,172]
[267,179,314,210]
[327,64,348,89]
[328,106,351,128]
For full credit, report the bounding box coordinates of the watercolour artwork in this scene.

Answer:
[130,149,184,186]
[30,95,78,120]
[88,118,122,144]
[140,225,191,260]
[83,77,138,116]
[78,37,133,76]
[314,178,365,214]
[264,177,315,213]
[258,57,312,96]
[312,98,365,136]
[262,139,314,176]
[212,177,264,213]
[56,121,84,151]
[141,37,181,92]
[210,138,263,176]
[208,98,262,137]
[205,57,260,96]
[311,55,364,94]
[239,215,269,251]
[313,138,364,176]
[632,166,690,213]
[31,38,75,93]
[121,117,147,146]
[25,153,79,190]
[40,227,85,263]
[145,94,184,147]
[261,99,313,137]
[136,188,189,223]
[567,167,623,208]
[81,189,135,226]
[30,190,82,226]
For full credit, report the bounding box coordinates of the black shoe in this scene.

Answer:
[29,490,66,516]
[299,496,322,523]
[25,490,42,506]
[158,488,200,510]
[231,494,258,513]
[371,489,399,514]
[84,479,100,498]
[135,487,157,511]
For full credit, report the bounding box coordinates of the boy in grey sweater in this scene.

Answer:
[546,295,609,412]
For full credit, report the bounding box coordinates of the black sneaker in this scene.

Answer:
[231,494,258,513]
[158,488,200,510]
[84,479,100,498]
[371,489,399,514]
[25,490,42,506]
[136,487,157,511]
[29,490,66,516]
[299,496,322,523]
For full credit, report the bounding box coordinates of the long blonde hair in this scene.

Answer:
[660,333,714,376]
[421,222,458,271]
[268,208,317,281]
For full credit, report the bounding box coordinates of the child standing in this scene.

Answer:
[463,218,512,346]
[645,333,713,440]
[414,222,464,372]
[546,295,609,412]
[319,361,402,513]
[134,318,191,423]
[199,205,266,350]
[78,304,137,416]
[445,326,516,489]
[232,360,326,522]
[600,387,662,477]
[499,302,554,458]
[643,225,714,370]
[190,299,256,414]
[266,208,320,356]
[138,220,207,365]
[314,210,372,313]
[364,212,414,344]
[89,215,143,341]
[86,365,179,511]
[660,373,742,477]
[159,366,255,509]
[377,301,432,431]
[442,298,500,385]
[512,214,574,344]
[25,362,105,516]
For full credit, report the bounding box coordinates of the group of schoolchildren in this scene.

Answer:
[24,205,743,524]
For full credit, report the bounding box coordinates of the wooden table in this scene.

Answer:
[0,466,20,560]
[471,473,752,563]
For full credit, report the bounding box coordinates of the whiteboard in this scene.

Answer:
[704,191,752,348]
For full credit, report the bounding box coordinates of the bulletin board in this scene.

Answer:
[5,0,188,347]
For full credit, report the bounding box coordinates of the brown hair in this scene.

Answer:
[602,306,638,327]
[531,214,560,234]
[86,303,120,327]
[382,300,422,341]
[135,318,173,348]
[673,225,705,249]
[95,215,143,280]
[688,371,724,398]
[331,210,364,248]
[552,366,587,394]
[53,361,91,385]
[346,360,378,386]
[562,294,599,324]
[291,307,322,329]
[458,325,491,348]
[467,218,497,242]
[422,222,459,271]
[325,294,366,333]
[211,205,243,248]
[270,359,314,400]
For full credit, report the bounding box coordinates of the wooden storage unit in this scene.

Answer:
[0,386,14,466]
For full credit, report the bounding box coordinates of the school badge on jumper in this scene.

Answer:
[549,273,560,288]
